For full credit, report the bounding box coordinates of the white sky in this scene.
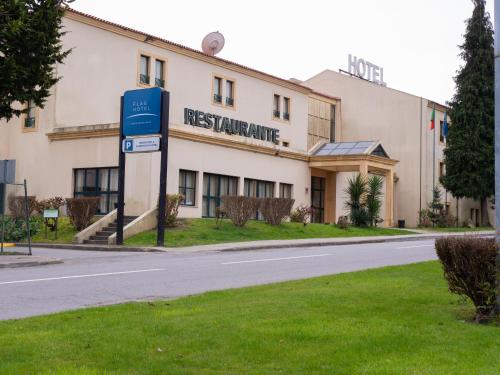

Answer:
[71,0,494,104]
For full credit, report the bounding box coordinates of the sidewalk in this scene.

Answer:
[0,254,63,269]
[16,230,494,253]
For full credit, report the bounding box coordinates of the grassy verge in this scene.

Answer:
[125,218,414,247]
[31,217,77,244]
[0,262,498,374]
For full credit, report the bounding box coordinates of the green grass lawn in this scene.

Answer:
[31,217,77,244]
[126,218,413,247]
[0,262,497,374]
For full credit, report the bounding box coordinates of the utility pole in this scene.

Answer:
[494,0,500,314]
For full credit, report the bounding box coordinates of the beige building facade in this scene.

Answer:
[0,8,485,229]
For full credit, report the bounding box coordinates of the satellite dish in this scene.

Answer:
[202,31,225,56]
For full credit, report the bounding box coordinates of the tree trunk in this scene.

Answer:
[480,197,490,227]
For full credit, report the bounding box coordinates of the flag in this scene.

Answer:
[430,106,435,130]
[443,111,449,138]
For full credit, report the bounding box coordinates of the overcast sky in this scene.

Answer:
[71,0,494,104]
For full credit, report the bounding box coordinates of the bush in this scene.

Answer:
[160,194,183,228]
[435,236,497,322]
[290,204,311,225]
[36,197,65,212]
[65,197,100,231]
[0,216,42,242]
[258,198,294,225]
[221,196,259,227]
[7,195,38,219]
[337,216,349,229]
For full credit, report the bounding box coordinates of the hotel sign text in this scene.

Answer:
[184,108,280,144]
[348,54,387,86]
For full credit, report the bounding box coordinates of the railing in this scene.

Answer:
[283,112,290,121]
[155,78,165,88]
[226,97,234,106]
[24,117,36,128]
[273,110,280,118]
[213,94,222,103]
[139,74,150,85]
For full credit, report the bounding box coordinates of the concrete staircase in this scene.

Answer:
[83,216,137,245]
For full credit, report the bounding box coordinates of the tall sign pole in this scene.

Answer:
[494,0,500,315]
[157,91,170,247]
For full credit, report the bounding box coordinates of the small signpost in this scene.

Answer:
[117,87,170,246]
[43,209,59,240]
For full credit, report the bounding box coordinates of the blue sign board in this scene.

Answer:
[123,87,162,136]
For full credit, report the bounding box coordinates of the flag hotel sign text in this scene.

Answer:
[348,54,387,86]
[184,108,280,144]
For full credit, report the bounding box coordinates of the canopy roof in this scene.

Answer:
[312,141,390,158]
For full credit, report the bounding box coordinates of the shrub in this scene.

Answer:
[344,174,369,227]
[366,175,384,227]
[221,196,260,227]
[418,209,433,227]
[0,216,42,242]
[65,197,100,231]
[337,216,349,229]
[160,194,183,228]
[7,194,37,219]
[36,196,65,212]
[290,204,311,225]
[435,236,496,322]
[258,198,295,225]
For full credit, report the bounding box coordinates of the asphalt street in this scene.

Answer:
[0,239,438,320]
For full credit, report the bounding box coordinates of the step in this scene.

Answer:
[96,230,115,236]
[90,235,110,241]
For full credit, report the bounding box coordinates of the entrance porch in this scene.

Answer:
[308,141,398,227]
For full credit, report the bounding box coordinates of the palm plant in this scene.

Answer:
[366,175,384,227]
[344,174,368,227]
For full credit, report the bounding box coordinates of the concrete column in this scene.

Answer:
[385,169,394,227]
[324,171,337,224]
[359,162,368,176]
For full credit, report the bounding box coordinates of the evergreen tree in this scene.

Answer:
[441,0,494,225]
[0,0,73,122]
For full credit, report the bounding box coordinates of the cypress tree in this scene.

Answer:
[441,0,494,225]
[0,0,73,122]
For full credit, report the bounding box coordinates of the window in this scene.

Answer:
[439,162,445,178]
[279,183,293,199]
[225,80,234,106]
[311,176,325,223]
[213,76,222,104]
[244,178,275,220]
[74,167,118,214]
[273,94,281,118]
[282,141,290,148]
[24,100,36,129]
[140,55,150,85]
[202,173,238,217]
[179,170,196,206]
[283,97,290,121]
[330,105,336,142]
[155,59,165,88]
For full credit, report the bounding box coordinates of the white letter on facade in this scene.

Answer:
[348,54,357,75]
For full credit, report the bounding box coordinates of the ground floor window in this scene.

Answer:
[244,178,275,219]
[202,173,238,217]
[311,176,325,223]
[74,167,118,214]
[179,170,196,206]
[279,183,293,199]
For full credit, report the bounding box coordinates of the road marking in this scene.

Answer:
[221,254,330,265]
[397,244,434,249]
[0,268,165,286]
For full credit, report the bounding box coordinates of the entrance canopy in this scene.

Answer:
[309,141,398,226]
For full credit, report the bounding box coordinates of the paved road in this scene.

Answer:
[0,240,438,320]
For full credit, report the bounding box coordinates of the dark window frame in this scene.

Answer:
[179,169,197,206]
[244,178,275,220]
[279,183,293,199]
[73,167,118,214]
[330,104,336,142]
[311,176,325,223]
[202,173,238,218]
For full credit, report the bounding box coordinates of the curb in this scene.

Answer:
[16,232,494,254]
[0,258,63,269]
